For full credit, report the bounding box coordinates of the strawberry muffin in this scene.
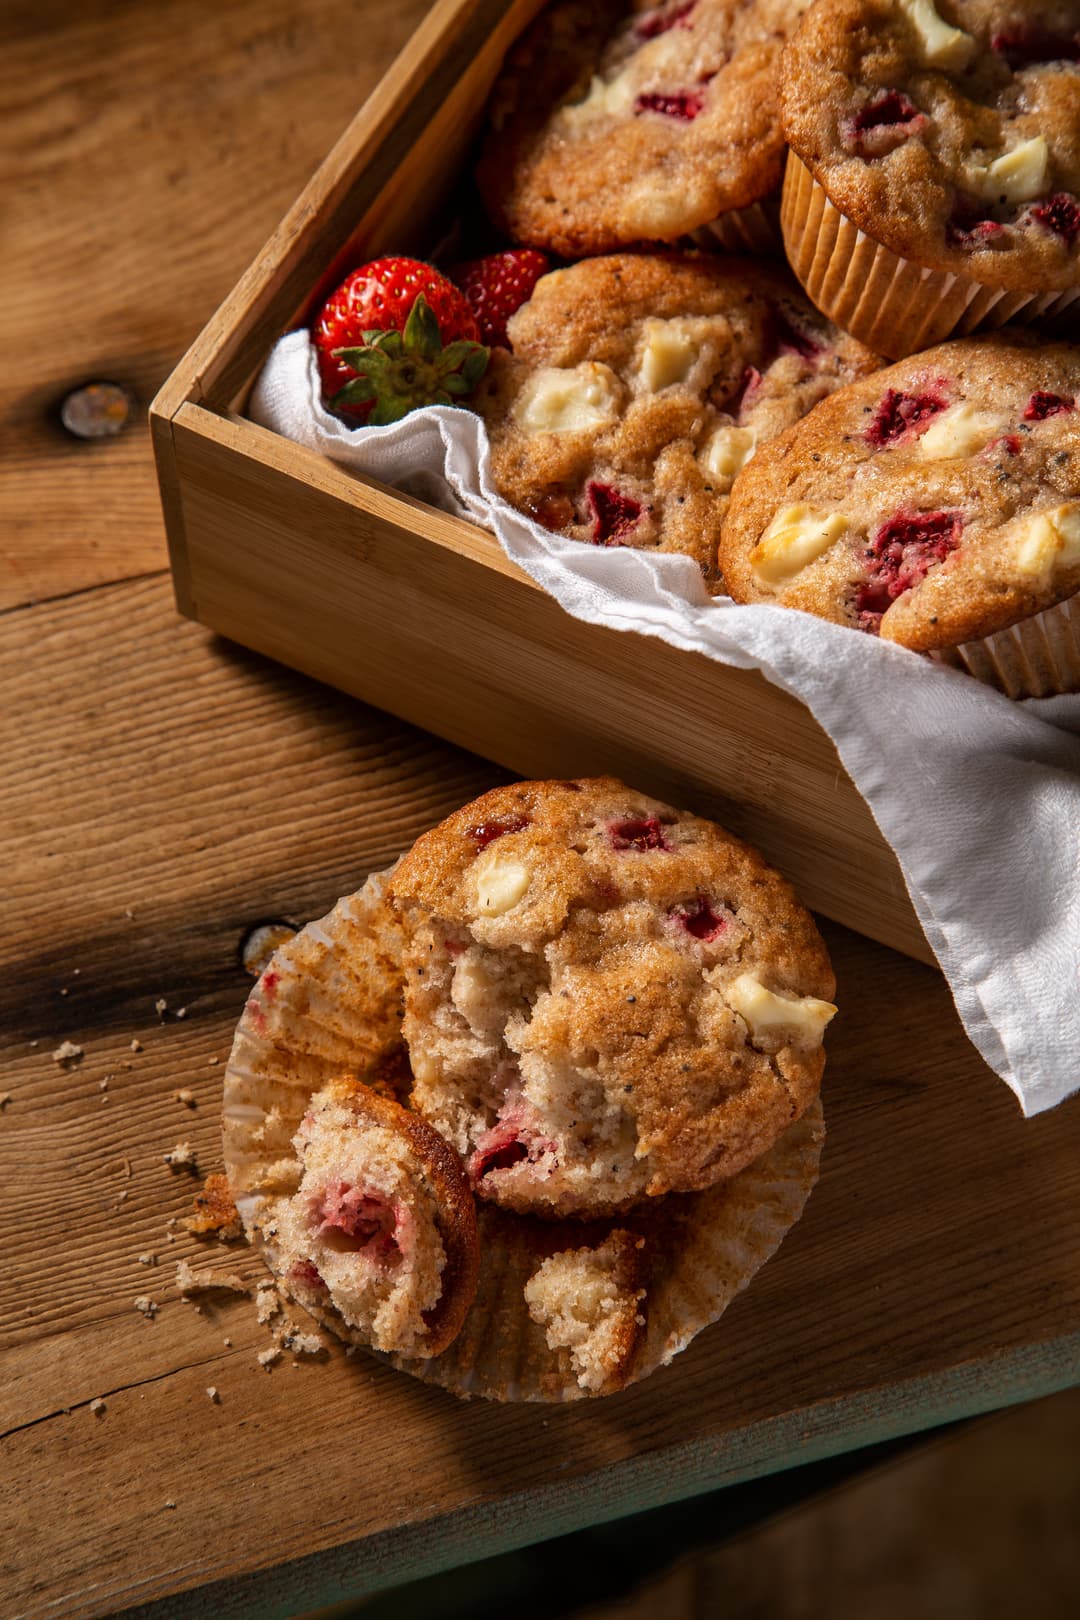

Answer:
[386,777,837,1219]
[396,1100,824,1402]
[780,0,1080,356]
[478,0,811,255]
[473,252,879,580]
[719,334,1080,695]
[268,1076,479,1358]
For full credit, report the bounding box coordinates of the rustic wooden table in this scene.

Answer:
[3,4,1079,1618]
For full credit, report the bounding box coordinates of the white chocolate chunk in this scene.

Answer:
[514,363,621,437]
[621,176,712,239]
[968,137,1049,206]
[897,0,975,68]
[451,952,515,1039]
[474,852,531,916]
[915,402,1007,460]
[1014,504,1080,579]
[725,974,837,1048]
[637,319,699,391]
[699,425,756,483]
[561,71,636,126]
[750,505,849,586]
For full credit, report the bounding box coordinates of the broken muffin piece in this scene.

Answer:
[273,1076,479,1358]
[524,1228,647,1395]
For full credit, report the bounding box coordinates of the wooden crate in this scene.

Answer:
[150,0,931,964]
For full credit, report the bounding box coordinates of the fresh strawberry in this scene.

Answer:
[448,249,551,348]
[312,256,488,423]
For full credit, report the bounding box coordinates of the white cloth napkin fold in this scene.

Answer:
[251,330,1080,1116]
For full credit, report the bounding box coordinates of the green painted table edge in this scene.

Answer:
[118,1333,1080,1620]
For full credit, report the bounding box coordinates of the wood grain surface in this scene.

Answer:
[4,575,1080,1620]
[3,3,1079,1619]
[0,0,432,611]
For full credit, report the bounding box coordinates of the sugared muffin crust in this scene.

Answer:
[719,334,1080,651]
[479,0,811,255]
[474,252,879,578]
[781,0,1080,293]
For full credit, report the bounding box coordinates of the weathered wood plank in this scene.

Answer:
[2,575,1079,1619]
[0,0,432,611]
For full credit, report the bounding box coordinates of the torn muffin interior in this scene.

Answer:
[270,1077,477,1359]
[524,1229,647,1395]
[391,779,837,1218]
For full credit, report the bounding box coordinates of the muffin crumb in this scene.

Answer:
[175,1258,249,1296]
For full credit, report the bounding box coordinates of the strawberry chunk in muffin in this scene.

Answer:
[272,1077,479,1357]
[477,0,811,256]
[719,334,1080,671]
[473,252,878,580]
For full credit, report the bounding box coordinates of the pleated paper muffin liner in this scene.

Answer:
[929,593,1080,700]
[688,196,782,257]
[387,1100,823,1402]
[223,868,409,1236]
[223,867,825,1401]
[780,152,1080,361]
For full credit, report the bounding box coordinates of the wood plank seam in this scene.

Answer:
[0,1347,244,1444]
[0,567,168,622]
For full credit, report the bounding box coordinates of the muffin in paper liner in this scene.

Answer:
[476,0,808,262]
[780,153,1080,362]
[223,866,825,1401]
[689,196,782,257]
[223,868,409,1233]
[716,330,1080,701]
[387,1101,823,1402]
[928,594,1080,700]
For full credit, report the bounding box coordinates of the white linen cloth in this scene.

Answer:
[251,330,1080,1116]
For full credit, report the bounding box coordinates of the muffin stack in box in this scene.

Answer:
[439,0,1077,698]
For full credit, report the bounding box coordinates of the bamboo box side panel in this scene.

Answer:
[170,404,931,962]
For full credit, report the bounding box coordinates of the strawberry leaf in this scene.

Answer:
[440,340,480,370]
[368,394,416,426]
[460,346,490,390]
[330,376,377,405]
[333,344,376,368]
[402,293,443,361]
[334,331,404,366]
[352,355,399,392]
[440,340,490,390]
